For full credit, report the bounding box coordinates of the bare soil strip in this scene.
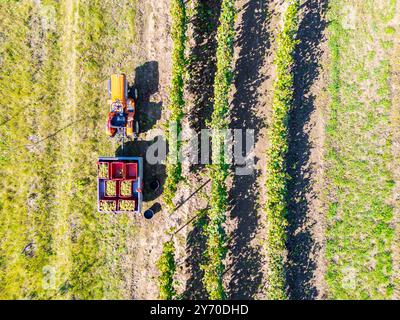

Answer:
[225,0,272,300]
[128,0,176,299]
[286,0,328,300]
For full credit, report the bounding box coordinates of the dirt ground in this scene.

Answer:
[224,0,277,300]
[126,0,329,300]
[285,0,328,300]
[125,0,174,299]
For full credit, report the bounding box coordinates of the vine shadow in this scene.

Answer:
[286,0,328,300]
[187,0,222,173]
[227,0,270,299]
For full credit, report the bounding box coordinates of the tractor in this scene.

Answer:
[98,74,143,214]
[106,74,139,142]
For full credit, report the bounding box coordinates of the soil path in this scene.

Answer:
[225,0,274,300]
[286,0,328,300]
[128,0,176,300]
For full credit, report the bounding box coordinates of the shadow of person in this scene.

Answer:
[115,138,166,203]
[128,61,162,134]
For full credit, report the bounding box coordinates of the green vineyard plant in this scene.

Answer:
[202,0,236,300]
[164,0,187,210]
[157,240,177,299]
[264,0,299,300]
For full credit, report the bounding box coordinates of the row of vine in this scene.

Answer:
[264,0,300,300]
[202,0,236,300]
[163,0,188,210]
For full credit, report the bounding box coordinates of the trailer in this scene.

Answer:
[97,156,143,214]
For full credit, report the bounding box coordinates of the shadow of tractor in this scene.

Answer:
[128,61,162,134]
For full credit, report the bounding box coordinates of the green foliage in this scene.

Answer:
[209,0,236,131]
[202,0,236,300]
[157,241,176,300]
[325,0,396,299]
[264,0,299,300]
[164,0,187,211]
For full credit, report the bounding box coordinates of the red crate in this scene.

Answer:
[110,162,125,179]
[125,162,138,180]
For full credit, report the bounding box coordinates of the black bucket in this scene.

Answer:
[144,209,154,220]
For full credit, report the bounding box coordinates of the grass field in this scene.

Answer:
[0,0,137,299]
[325,0,398,299]
[0,0,63,298]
